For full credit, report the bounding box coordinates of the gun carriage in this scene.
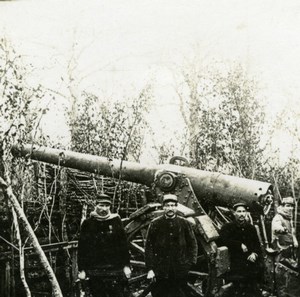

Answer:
[12,144,277,297]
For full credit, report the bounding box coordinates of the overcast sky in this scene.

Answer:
[1,0,300,162]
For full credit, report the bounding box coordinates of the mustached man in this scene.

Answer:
[77,193,131,297]
[219,202,263,297]
[145,194,198,297]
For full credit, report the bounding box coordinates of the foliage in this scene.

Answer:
[176,64,267,179]
[0,38,64,296]
[0,37,67,252]
[0,38,45,195]
[68,86,152,162]
[265,107,300,200]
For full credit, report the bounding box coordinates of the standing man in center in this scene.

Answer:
[145,194,198,297]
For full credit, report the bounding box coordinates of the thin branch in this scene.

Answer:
[0,235,19,251]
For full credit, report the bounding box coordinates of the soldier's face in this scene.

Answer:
[283,203,294,214]
[163,202,177,218]
[96,203,111,217]
[234,206,247,223]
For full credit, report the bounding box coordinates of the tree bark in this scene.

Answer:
[12,208,31,297]
[0,176,63,297]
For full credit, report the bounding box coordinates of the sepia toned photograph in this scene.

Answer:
[0,1,299,296]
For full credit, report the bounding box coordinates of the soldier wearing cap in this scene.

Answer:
[271,197,299,297]
[219,202,263,297]
[271,196,298,253]
[145,194,198,297]
[77,193,131,297]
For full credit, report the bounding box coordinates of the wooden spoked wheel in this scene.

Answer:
[126,221,151,297]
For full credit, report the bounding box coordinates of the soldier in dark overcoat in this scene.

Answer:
[145,194,198,297]
[77,193,131,297]
[219,202,263,297]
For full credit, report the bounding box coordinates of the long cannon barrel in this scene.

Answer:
[11,144,273,209]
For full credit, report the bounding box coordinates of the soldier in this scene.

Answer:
[145,194,198,297]
[77,193,131,297]
[219,202,263,297]
[271,196,298,257]
[271,197,299,297]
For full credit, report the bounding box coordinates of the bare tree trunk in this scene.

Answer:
[11,208,31,297]
[0,176,63,297]
[5,261,11,297]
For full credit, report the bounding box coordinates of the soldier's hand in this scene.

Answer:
[247,252,258,262]
[147,270,155,282]
[78,270,86,280]
[241,243,248,252]
[123,266,132,279]
[294,240,299,248]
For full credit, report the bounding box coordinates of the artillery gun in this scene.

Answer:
[12,144,277,297]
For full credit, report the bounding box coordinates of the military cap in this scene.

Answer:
[282,197,294,205]
[232,202,249,211]
[162,194,178,204]
[96,193,112,205]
